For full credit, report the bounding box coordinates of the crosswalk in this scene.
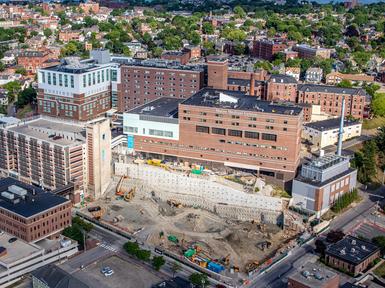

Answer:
[100,242,118,253]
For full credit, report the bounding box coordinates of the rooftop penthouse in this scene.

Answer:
[181,88,303,116]
[111,56,204,72]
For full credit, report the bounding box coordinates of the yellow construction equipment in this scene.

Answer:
[124,188,135,202]
[222,254,231,267]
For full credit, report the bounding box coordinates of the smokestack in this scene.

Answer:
[337,96,345,156]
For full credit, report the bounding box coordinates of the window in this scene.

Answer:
[228,129,242,137]
[70,75,74,88]
[41,71,45,83]
[47,72,51,85]
[196,126,209,133]
[64,75,68,87]
[88,74,91,86]
[92,72,96,85]
[212,127,226,135]
[106,69,109,81]
[266,119,275,123]
[83,75,86,87]
[102,70,105,82]
[124,126,138,133]
[59,74,63,86]
[111,69,117,81]
[97,71,101,83]
[262,133,277,141]
[245,131,259,139]
[231,115,240,119]
[52,73,56,85]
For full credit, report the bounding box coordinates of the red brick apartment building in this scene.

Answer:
[252,39,287,61]
[298,84,369,119]
[117,59,204,112]
[124,88,303,186]
[17,50,55,74]
[0,178,71,243]
[266,74,298,102]
[161,51,190,65]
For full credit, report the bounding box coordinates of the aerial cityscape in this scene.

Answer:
[1,0,385,287]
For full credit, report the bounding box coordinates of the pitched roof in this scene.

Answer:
[32,264,89,288]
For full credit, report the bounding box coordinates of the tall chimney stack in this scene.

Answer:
[337,96,345,156]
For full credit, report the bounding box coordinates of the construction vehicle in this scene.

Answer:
[245,261,259,273]
[147,159,162,166]
[232,266,240,273]
[124,188,135,202]
[167,199,182,208]
[88,206,104,220]
[192,255,208,268]
[222,254,230,267]
[115,176,128,196]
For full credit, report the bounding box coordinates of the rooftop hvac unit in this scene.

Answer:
[1,191,14,200]
[8,185,27,196]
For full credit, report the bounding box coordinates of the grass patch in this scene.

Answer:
[374,261,385,278]
[272,186,291,198]
[16,104,32,118]
[363,117,385,130]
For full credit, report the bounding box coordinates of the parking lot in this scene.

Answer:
[73,255,164,288]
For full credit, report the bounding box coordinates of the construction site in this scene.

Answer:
[82,160,304,276]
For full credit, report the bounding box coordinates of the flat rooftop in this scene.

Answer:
[326,235,380,265]
[298,84,369,98]
[289,262,338,288]
[7,117,85,146]
[181,88,303,116]
[128,97,182,118]
[0,178,70,218]
[303,154,347,171]
[0,231,41,268]
[112,57,203,72]
[305,117,361,132]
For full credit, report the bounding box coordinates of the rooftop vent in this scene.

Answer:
[8,185,27,197]
[351,239,356,245]
[1,191,14,200]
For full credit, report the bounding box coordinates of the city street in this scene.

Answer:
[249,187,384,288]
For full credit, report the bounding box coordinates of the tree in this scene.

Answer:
[152,47,163,58]
[202,22,214,34]
[3,81,21,103]
[15,67,27,76]
[43,28,52,38]
[315,239,327,256]
[171,262,181,277]
[376,126,385,153]
[16,87,36,109]
[326,230,345,243]
[152,256,166,271]
[136,249,151,261]
[373,236,385,254]
[337,79,353,88]
[372,93,385,117]
[189,273,208,287]
[234,6,246,19]
[123,241,140,256]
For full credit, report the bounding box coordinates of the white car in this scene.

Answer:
[100,266,114,277]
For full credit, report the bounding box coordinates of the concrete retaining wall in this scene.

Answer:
[115,163,283,224]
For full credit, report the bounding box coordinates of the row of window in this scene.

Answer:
[41,71,74,88]
[196,125,277,141]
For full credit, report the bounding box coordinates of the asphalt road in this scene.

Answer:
[249,188,384,288]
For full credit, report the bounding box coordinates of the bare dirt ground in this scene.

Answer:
[83,177,297,271]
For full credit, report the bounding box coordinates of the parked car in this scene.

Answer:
[100,266,114,277]
[8,237,17,243]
